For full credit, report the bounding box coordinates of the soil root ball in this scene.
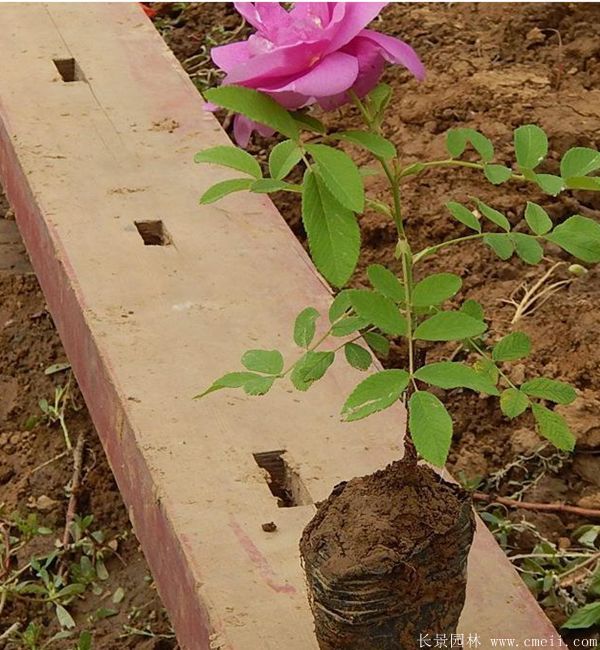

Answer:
[300,459,475,650]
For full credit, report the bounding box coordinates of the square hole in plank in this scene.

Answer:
[253,450,312,508]
[134,220,173,246]
[53,58,85,83]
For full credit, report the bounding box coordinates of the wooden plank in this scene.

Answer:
[0,4,561,648]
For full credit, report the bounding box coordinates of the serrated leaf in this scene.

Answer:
[294,307,319,348]
[415,362,499,395]
[269,140,303,180]
[290,110,326,134]
[474,358,500,385]
[524,202,553,235]
[483,233,514,260]
[562,602,600,630]
[521,378,577,405]
[242,350,284,375]
[500,388,530,419]
[477,200,511,231]
[344,343,372,371]
[334,130,396,159]
[413,273,462,307]
[492,332,532,362]
[244,375,275,396]
[341,369,409,422]
[560,147,600,178]
[367,264,404,302]
[514,124,548,170]
[511,232,544,264]
[535,173,564,196]
[349,290,406,336]
[250,179,291,193]
[291,351,335,391]
[363,332,390,358]
[414,311,487,341]
[194,146,262,179]
[199,178,253,204]
[461,299,484,321]
[484,164,513,185]
[331,315,369,336]
[329,290,352,323]
[195,371,264,398]
[446,201,481,232]
[531,403,575,451]
[546,215,600,263]
[409,391,453,467]
[306,144,364,212]
[204,86,299,140]
[367,83,392,117]
[302,170,360,287]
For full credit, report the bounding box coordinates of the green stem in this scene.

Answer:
[413,232,487,264]
[469,338,517,390]
[408,158,526,182]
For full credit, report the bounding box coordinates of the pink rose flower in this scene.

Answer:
[211,2,425,146]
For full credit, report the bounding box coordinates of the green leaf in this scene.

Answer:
[334,130,396,159]
[194,146,262,179]
[269,140,303,180]
[367,83,392,117]
[446,128,494,162]
[531,403,575,451]
[204,86,299,140]
[78,631,93,650]
[474,358,499,386]
[535,173,564,196]
[290,110,326,134]
[446,201,481,232]
[349,290,407,336]
[250,179,289,193]
[511,232,544,265]
[344,343,372,371]
[294,307,319,348]
[55,604,76,629]
[199,178,253,204]
[546,215,600,263]
[560,147,600,178]
[484,164,513,185]
[514,124,548,170]
[415,362,499,395]
[242,350,284,375]
[460,299,484,321]
[291,351,334,391]
[408,391,453,467]
[492,332,532,362]
[331,315,369,337]
[562,602,600,630]
[524,202,553,235]
[195,371,264,398]
[244,375,275,396]
[413,273,462,307]
[476,200,511,232]
[306,144,364,212]
[329,290,352,323]
[363,332,390,358]
[367,264,404,302]
[564,176,600,191]
[414,311,487,341]
[302,170,360,287]
[500,388,530,419]
[521,378,577,405]
[483,233,514,260]
[341,369,409,422]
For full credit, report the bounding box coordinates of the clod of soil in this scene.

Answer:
[301,459,475,649]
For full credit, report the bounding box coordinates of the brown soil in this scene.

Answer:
[301,459,474,649]
[0,195,175,647]
[158,0,600,640]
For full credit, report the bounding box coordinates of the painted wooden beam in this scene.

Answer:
[0,4,560,648]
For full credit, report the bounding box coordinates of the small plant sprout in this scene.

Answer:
[195,81,600,468]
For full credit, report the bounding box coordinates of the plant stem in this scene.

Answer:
[407,158,526,182]
[413,232,487,264]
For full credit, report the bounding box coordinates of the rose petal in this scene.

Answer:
[357,29,425,80]
[232,114,274,147]
[324,3,388,53]
[211,41,251,73]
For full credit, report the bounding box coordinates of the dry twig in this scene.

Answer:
[473,491,600,519]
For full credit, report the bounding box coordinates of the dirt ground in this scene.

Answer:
[2,2,600,648]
